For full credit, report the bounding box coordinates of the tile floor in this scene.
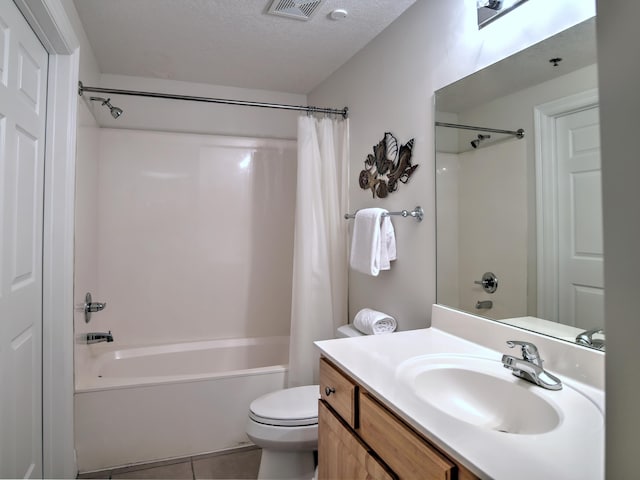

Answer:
[77,447,261,479]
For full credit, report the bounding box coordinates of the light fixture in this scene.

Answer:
[477,0,502,10]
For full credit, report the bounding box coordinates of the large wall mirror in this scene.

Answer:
[435,17,604,350]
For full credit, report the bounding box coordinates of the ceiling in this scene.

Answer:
[73,0,417,94]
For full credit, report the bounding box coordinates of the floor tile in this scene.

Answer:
[111,461,193,479]
[193,449,261,479]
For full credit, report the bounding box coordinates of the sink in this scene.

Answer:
[395,354,597,435]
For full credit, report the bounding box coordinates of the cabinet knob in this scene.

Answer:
[325,386,336,396]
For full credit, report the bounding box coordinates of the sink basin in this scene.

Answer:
[395,355,566,435]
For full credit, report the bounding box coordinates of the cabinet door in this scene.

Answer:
[359,393,455,480]
[318,401,395,480]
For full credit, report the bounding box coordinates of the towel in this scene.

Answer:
[349,208,396,276]
[353,308,397,335]
[379,215,396,270]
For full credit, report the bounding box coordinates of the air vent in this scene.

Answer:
[267,0,325,21]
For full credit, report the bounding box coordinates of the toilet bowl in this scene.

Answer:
[246,324,363,479]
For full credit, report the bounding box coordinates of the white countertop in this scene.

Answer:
[315,326,604,480]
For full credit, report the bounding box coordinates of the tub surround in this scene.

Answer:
[315,304,604,480]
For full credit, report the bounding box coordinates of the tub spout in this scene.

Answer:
[87,331,113,344]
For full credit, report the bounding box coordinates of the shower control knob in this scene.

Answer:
[325,386,336,396]
[83,292,107,323]
[86,301,107,312]
[474,272,498,294]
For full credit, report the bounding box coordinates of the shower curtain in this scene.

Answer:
[288,116,349,387]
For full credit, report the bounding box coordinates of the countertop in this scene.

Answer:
[315,327,604,480]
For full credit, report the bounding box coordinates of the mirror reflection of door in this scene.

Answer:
[556,106,603,329]
[536,91,603,331]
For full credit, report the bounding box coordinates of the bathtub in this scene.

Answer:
[75,336,289,473]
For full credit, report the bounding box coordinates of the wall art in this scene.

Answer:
[359,132,418,198]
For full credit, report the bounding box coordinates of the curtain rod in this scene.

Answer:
[78,82,349,119]
[435,121,524,138]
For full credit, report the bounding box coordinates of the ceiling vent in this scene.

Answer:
[267,0,325,21]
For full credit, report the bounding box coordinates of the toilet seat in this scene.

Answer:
[249,385,319,427]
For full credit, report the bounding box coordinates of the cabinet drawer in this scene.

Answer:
[320,358,358,428]
[359,393,455,480]
[318,401,395,480]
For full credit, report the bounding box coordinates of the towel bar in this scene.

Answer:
[344,206,423,222]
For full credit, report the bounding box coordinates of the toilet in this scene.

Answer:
[246,324,363,479]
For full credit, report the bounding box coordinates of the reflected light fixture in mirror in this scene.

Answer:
[477,0,529,28]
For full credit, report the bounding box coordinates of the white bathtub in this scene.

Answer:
[75,336,289,472]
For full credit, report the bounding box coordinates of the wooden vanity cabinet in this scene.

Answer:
[318,357,479,480]
[318,401,394,479]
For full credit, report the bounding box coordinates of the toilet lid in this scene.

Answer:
[249,385,319,427]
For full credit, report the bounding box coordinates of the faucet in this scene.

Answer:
[86,331,114,344]
[575,328,605,350]
[501,340,562,390]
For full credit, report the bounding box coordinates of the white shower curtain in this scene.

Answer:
[288,116,349,387]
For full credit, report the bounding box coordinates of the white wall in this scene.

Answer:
[596,0,640,477]
[308,0,596,330]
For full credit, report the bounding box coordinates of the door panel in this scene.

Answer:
[0,1,48,477]
[556,107,603,330]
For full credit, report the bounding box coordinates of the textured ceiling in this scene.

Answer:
[73,0,417,94]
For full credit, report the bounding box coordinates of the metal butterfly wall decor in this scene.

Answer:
[359,132,418,198]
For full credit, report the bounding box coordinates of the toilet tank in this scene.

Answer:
[336,324,364,338]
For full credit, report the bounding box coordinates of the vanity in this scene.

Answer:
[318,356,478,479]
[315,305,604,480]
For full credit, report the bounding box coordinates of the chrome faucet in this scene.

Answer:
[86,331,114,344]
[501,340,562,390]
[575,328,605,350]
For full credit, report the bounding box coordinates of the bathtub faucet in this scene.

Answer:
[86,331,114,344]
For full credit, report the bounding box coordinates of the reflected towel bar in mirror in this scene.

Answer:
[344,206,424,222]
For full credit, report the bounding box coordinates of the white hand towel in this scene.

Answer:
[349,208,387,276]
[379,215,396,270]
[353,308,397,335]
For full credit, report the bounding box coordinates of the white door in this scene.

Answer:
[0,1,48,477]
[556,106,603,330]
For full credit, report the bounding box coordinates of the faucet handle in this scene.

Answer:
[576,328,605,347]
[506,340,541,365]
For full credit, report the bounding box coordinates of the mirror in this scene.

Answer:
[435,17,604,350]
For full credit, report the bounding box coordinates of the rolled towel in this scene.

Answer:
[353,308,397,335]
